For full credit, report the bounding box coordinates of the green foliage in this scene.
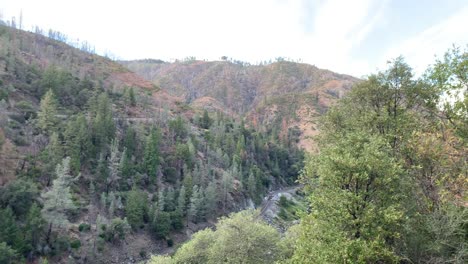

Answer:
[41,157,76,233]
[78,223,91,232]
[168,116,187,141]
[89,92,115,155]
[188,185,205,223]
[152,211,171,239]
[199,109,213,129]
[292,52,467,263]
[63,114,90,172]
[149,255,173,264]
[427,46,468,141]
[100,217,131,242]
[70,239,81,249]
[125,87,137,107]
[294,133,404,263]
[0,179,38,216]
[143,128,161,183]
[164,210,282,264]
[37,89,58,133]
[0,242,18,264]
[0,207,22,251]
[25,203,45,254]
[125,187,147,229]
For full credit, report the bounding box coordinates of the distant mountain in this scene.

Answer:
[121,59,359,150]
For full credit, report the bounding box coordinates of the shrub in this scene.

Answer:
[78,223,91,232]
[70,239,81,249]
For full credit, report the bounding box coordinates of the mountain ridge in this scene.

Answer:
[121,59,360,149]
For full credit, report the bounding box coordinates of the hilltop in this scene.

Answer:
[121,59,359,149]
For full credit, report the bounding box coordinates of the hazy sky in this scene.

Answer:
[2,0,468,77]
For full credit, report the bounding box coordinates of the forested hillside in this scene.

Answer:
[0,24,303,263]
[121,59,358,150]
[150,49,467,264]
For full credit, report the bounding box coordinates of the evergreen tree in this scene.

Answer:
[125,187,147,229]
[0,242,17,264]
[152,211,171,239]
[90,92,115,154]
[63,114,90,172]
[24,203,45,256]
[0,207,21,251]
[200,109,212,129]
[128,87,136,107]
[204,181,218,216]
[143,128,161,184]
[41,157,76,243]
[107,139,121,192]
[164,187,176,212]
[176,186,187,216]
[37,89,58,133]
[188,185,205,223]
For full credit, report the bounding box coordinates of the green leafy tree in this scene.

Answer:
[167,210,282,264]
[293,133,404,263]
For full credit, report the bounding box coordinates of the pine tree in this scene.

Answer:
[129,87,136,107]
[0,242,18,264]
[125,187,147,229]
[188,185,205,223]
[0,207,21,251]
[221,171,233,212]
[24,203,45,255]
[41,157,76,243]
[108,192,116,218]
[90,93,115,154]
[152,211,171,239]
[164,187,175,212]
[107,139,121,192]
[200,109,212,129]
[177,186,187,215]
[204,181,218,216]
[183,172,193,206]
[247,170,257,202]
[37,89,58,133]
[143,128,160,184]
[63,114,90,172]
[42,132,63,184]
[97,152,109,187]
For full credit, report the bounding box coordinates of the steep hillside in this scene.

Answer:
[0,25,303,263]
[121,59,359,150]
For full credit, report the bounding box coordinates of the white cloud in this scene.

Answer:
[300,0,388,75]
[381,6,468,75]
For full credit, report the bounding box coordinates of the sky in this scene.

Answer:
[1,0,468,77]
